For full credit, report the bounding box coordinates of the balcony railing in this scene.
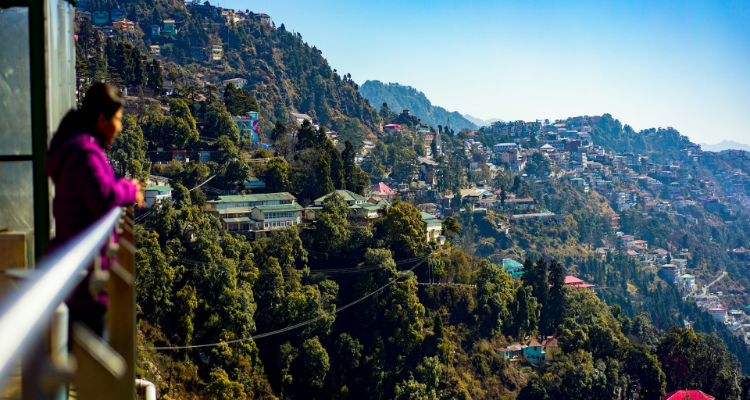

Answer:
[0,206,155,400]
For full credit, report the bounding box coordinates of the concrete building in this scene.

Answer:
[144,185,172,208]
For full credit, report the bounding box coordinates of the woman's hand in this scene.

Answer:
[133,179,147,208]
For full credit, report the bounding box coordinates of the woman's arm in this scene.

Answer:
[71,148,138,216]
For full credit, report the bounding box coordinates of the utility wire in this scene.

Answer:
[134,175,216,224]
[139,254,432,351]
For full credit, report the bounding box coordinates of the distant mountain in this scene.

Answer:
[699,140,750,152]
[359,80,479,131]
[463,114,503,127]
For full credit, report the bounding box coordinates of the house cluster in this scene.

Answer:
[199,189,444,243]
[497,335,560,364]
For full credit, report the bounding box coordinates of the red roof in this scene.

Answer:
[373,182,394,195]
[662,390,714,400]
[564,276,584,285]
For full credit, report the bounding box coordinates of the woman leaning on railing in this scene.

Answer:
[46,83,146,335]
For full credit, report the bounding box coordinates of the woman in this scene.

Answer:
[47,83,146,335]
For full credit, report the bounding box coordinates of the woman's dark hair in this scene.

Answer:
[80,83,124,123]
[52,83,124,148]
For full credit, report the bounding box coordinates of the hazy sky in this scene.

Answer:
[224,0,750,145]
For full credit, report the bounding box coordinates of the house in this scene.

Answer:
[110,8,126,22]
[661,390,714,400]
[417,157,438,184]
[314,190,367,206]
[211,45,223,61]
[497,344,524,361]
[291,113,313,125]
[459,188,494,203]
[149,45,160,55]
[255,13,271,25]
[370,182,395,199]
[151,24,161,36]
[564,275,596,291]
[708,307,728,322]
[204,192,302,233]
[222,77,248,90]
[112,19,134,32]
[659,264,680,282]
[92,11,109,24]
[243,177,266,190]
[523,339,544,364]
[383,124,402,134]
[350,200,390,219]
[162,19,176,35]
[678,274,695,291]
[502,259,524,279]
[232,112,259,142]
[144,185,173,208]
[421,212,444,245]
[542,336,561,362]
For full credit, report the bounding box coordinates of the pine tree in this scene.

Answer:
[315,153,334,198]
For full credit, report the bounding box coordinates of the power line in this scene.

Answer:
[139,254,432,351]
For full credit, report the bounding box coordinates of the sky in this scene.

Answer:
[223,0,750,145]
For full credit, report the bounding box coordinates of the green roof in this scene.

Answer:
[314,190,367,204]
[145,185,172,191]
[222,217,252,223]
[744,305,750,309]
[511,271,525,277]
[420,212,442,223]
[502,259,524,270]
[255,204,303,212]
[359,202,388,210]
[209,192,296,203]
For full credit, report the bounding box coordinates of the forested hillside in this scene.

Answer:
[70,0,750,397]
[360,80,479,132]
[82,0,380,137]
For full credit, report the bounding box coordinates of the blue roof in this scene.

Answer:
[502,259,524,270]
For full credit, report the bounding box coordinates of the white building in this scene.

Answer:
[204,192,302,233]
[709,307,728,322]
[144,185,172,208]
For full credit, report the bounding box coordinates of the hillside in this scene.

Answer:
[359,80,479,131]
[82,0,380,138]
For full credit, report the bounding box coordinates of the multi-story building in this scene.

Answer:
[211,45,223,61]
[204,192,302,233]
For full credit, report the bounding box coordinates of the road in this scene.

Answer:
[702,271,728,295]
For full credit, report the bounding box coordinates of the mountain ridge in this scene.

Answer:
[359,80,479,131]
[700,140,750,152]
[463,114,503,127]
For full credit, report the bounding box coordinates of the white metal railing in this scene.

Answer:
[0,206,154,400]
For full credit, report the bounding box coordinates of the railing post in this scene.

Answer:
[109,207,136,400]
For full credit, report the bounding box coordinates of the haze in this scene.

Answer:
[224,0,750,145]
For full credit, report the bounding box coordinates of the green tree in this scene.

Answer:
[625,344,666,400]
[374,200,427,260]
[546,259,565,333]
[474,259,513,337]
[313,193,350,255]
[172,183,192,209]
[385,278,426,353]
[223,83,259,116]
[205,102,240,143]
[205,368,246,400]
[441,217,461,243]
[270,120,286,143]
[511,284,537,338]
[110,114,150,181]
[267,157,292,192]
[315,152,335,198]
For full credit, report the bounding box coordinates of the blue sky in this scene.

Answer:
[224,0,750,145]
